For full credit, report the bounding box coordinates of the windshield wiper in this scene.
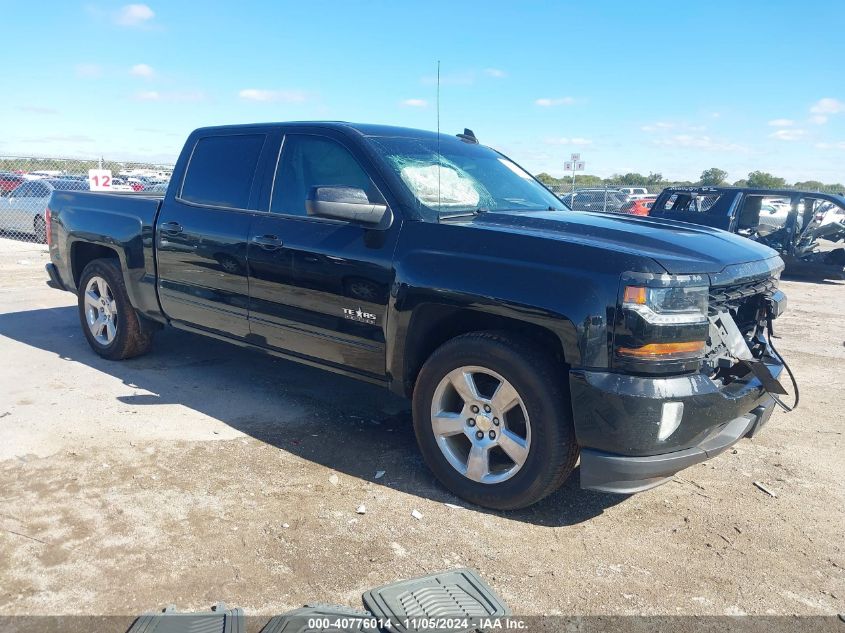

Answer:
[439,208,489,220]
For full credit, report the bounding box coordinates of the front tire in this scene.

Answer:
[412,331,579,510]
[78,259,153,360]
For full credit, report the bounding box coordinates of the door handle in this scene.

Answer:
[160,221,183,234]
[251,234,283,249]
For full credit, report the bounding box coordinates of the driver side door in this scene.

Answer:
[247,131,400,379]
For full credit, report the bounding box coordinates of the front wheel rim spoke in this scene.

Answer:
[105,320,116,342]
[498,429,529,466]
[465,445,490,482]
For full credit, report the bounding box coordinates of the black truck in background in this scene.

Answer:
[651,186,845,279]
[46,122,788,509]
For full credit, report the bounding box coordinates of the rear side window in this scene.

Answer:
[180,134,266,209]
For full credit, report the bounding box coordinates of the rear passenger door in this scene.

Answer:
[156,132,270,338]
[247,130,400,379]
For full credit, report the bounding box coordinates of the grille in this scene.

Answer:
[709,277,776,313]
[708,276,776,332]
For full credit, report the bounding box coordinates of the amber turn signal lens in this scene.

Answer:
[623,286,648,305]
[616,341,705,359]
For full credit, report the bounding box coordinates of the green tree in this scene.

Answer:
[609,172,648,185]
[699,167,728,186]
[792,180,825,191]
[733,179,749,187]
[746,171,787,189]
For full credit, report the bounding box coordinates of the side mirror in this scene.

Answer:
[305,186,388,226]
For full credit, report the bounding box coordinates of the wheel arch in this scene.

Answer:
[397,303,572,398]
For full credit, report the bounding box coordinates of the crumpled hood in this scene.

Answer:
[466,209,779,274]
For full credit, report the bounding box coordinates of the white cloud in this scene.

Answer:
[815,141,845,150]
[641,121,675,132]
[653,134,745,152]
[21,134,95,144]
[769,128,805,141]
[809,98,845,124]
[133,90,205,103]
[535,97,575,107]
[544,137,592,146]
[238,88,308,103]
[810,97,845,114]
[129,63,155,78]
[768,118,794,127]
[115,3,155,26]
[400,98,428,108]
[75,63,103,78]
[484,68,506,78]
[134,90,160,101]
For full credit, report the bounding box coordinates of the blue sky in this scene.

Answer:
[3,1,845,182]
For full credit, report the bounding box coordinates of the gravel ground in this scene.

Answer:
[0,237,842,617]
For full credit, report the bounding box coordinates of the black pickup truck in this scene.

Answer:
[45,122,788,509]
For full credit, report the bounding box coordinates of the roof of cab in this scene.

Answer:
[192,121,443,140]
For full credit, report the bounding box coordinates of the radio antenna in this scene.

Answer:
[437,60,441,214]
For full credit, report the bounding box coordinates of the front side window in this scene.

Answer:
[180,134,266,209]
[366,135,565,220]
[271,134,377,216]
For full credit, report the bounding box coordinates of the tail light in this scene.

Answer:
[45,207,52,246]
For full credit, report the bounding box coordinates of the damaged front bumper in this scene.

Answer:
[570,356,783,494]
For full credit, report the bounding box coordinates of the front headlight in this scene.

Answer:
[622,285,708,325]
[614,277,710,371]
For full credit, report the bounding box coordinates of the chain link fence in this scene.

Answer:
[547,182,845,216]
[1,154,842,244]
[0,156,174,243]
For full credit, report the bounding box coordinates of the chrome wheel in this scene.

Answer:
[84,276,118,346]
[430,365,531,484]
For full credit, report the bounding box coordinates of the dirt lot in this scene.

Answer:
[0,237,842,617]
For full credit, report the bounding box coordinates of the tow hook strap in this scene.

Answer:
[762,304,800,412]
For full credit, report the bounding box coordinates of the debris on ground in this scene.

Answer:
[753,481,778,498]
[356,505,367,515]
[411,509,423,520]
[375,470,385,479]
[328,473,339,486]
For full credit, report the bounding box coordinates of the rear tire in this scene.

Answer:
[33,215,46,244]
[412,331,579,510]
[78,259,154,360]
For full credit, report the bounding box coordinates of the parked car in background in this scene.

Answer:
[0,178,87,242]
[619,197,656,216]
[566,188,629,212]
[0,171,25,195]
[651,186,845,278]
[109,177,136,192]
[618,187,652,200]
[127,178,146,192]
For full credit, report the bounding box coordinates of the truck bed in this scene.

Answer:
[47,188,164,321]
